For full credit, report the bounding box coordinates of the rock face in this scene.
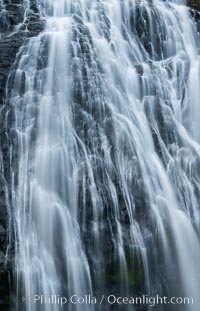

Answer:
[0,1,199,310]
[0,1,45,309]
[187,0,200,31]
[187,0,200,10]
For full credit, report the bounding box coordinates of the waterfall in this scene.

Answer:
[5,0,200,310]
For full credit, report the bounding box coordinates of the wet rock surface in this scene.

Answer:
[0,1,199,310]
[187,0,200,31]
[0,1,45,309]
[187,0,200,10]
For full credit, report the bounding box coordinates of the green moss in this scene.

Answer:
[128,269,143,288]
[188,0,200,9]
[108,271,121,283]
[108,268,143,288]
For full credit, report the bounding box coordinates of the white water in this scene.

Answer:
[6,0,200,310]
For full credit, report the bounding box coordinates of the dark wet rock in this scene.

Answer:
[0,1,25,32]
[29,0,40,14]
[0,32,24,103]
[0,12,45,100]
[0,1,199,309]
[26,18,46,36]
[0,33,24,66]
[187,0,200,31]
[0,1,45,308]
[187,0,200,10]
[0,270,11,311]
[4,4,25,26]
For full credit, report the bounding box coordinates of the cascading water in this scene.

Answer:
[5,0,200,310]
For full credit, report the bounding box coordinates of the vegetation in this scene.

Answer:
[187,0,200,10]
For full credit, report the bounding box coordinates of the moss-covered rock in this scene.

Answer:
[187,0,200,10]
[108,267,144,290]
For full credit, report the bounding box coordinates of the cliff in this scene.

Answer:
[0,1,45,309]
[0,1,199,310]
